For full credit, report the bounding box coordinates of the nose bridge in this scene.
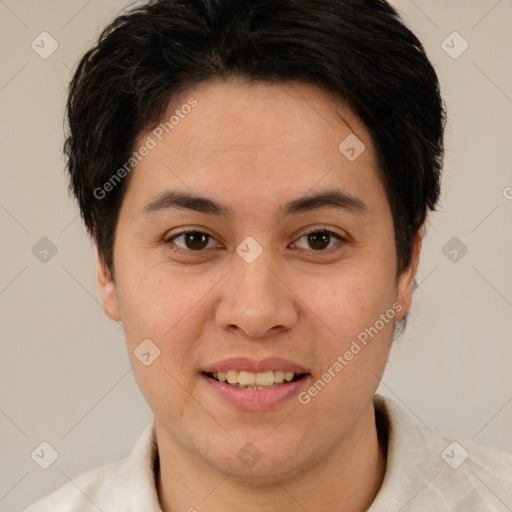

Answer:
[236,244,276,299]
[216,239,298,337]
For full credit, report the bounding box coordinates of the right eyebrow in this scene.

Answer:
[142,191,234,217]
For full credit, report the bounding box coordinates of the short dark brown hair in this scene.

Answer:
[65,0,445,278]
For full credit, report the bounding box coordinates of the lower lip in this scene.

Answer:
[201,374,310,411]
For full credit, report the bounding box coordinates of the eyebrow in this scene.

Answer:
[142,188,368,218]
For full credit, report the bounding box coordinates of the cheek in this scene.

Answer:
[115,264,217,423]
[115,263,213,356]
[298,269,396,424]
[303,262,397,344]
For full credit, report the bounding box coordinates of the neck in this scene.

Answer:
[156,403,386,512]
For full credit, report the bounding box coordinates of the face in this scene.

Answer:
[97,79,419,482]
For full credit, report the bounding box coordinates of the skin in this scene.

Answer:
[97,78,421,511]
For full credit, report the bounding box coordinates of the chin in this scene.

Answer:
[204,438,316,484]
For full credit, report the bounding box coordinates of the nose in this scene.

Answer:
[215,248,299,339]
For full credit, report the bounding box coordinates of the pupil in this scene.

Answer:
[186,232,208,250]
[308,232,329,250]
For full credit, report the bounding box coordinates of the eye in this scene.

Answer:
[165,228,346,254]
[293,229,345,252]
[166,230,220,252]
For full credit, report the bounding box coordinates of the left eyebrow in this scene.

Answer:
[280,189,368,216]
[141,188,368,218]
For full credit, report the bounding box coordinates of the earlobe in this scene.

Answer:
[395,231,422,321]
[95,245,122,322]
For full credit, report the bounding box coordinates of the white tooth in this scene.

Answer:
[222,370,297,387]
[273,370,284,383]
[238,371,256,386]
[256,371,275,386]
[227,370,239,384]
[284,371,295,382]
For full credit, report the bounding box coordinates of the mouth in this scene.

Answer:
[203,370,308,390]
[201,357,311,410]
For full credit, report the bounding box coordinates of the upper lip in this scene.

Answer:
[202,357,309,374]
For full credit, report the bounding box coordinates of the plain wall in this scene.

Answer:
[1,0,511,510]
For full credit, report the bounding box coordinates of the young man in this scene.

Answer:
[24,0,512,510]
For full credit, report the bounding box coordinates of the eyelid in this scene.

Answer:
[297,226,345,239]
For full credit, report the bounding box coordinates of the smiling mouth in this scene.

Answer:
[204,370,307,390]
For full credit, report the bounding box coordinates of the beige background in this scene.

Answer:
[1,0,511,510]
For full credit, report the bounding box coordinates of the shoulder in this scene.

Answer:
[22,422,161,512]
[22,458,127,512]
[437,433,512,506]
[370,394,512,511]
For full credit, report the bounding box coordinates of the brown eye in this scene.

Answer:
[294,230,344,251]
[168,231,217,251]
[307,231,331,250]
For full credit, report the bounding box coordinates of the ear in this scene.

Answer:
[395,230,422,321]
[95,245,122,322]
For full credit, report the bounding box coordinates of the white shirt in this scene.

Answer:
[23,394,512,511]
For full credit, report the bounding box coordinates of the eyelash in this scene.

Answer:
[164,228,347,254]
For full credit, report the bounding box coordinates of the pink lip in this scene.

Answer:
[202,356,309,374]
[202,373,311,411]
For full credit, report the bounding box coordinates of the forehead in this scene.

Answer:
[123,79,385,218]
[155,79,371,160]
